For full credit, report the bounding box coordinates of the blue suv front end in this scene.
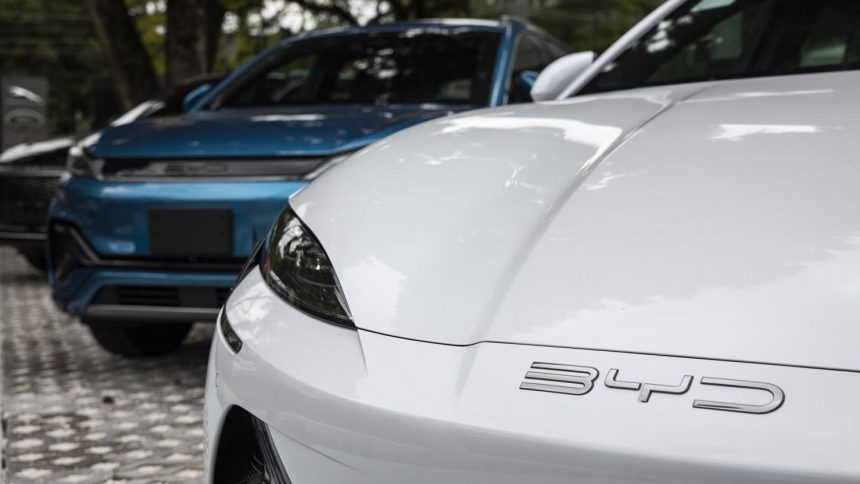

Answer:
[49,175,306,321]
[47,18,569,356]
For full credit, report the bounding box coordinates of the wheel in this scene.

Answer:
[19,250,47,272]
[84,319,192,357]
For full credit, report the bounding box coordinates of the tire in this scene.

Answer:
[19,250,47,272]
[85,320,192,357]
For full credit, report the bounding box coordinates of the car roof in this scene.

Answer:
[282,17,530,46]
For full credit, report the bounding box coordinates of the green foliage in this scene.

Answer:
[0,0,666,136]
[0,0,117,135]
[126,0,167,76]
[469,0,664,53]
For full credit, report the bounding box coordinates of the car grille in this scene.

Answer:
[101,157,326,180]
[0,175,59,230]
[92,286,231,308]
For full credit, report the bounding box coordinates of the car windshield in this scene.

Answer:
[580,0,860,94]
[208,28,501,109]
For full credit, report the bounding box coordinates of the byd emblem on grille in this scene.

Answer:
[520,363,784,414]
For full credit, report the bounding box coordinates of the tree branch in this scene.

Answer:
[290,0,359,25]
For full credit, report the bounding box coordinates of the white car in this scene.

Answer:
[204,1,860,482]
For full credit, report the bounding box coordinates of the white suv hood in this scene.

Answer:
[293,71,860,371]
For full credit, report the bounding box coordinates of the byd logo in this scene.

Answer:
[519,362,784,414]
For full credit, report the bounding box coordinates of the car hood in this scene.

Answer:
[0,137,75,166]
[90,104,462,159]
[294,71,860,371]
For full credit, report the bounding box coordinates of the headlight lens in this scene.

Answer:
[262,206,353,327]
[66,145,104,178]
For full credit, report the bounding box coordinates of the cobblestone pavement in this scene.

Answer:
[0,248,212,483]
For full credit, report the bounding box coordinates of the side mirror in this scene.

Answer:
[182,83,213,112]
[531,51,595,102]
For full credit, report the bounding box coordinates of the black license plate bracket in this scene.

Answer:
[149,208,232,257]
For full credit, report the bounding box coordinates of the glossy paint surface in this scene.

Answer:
[96,20,524,161]
[47,19,535,314]
[205,270,860,483]
[293,71,860,371]
[53,176,303,257]
[49,176,303,312]
[92,105,464,159]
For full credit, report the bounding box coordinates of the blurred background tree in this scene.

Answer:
[0,0,661,137]
[0,0,117,135]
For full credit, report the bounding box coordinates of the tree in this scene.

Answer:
[84,0,160,109]
[3,0,666,133]
[0,0,123,134]
[165,0,226,87]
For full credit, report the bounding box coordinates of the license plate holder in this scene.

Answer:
[149,208,232,257]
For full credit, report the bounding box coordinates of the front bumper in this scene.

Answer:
[48,175,305,321]
[205,269,860,483]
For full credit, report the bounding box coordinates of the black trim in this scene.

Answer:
[214,407,291,484]
[92,285,231,309]
[0,231,45,242]
[219,309,243,353]
[52,222,244,274]
[0,230,46,249]
[0,173,59,233]
[99,156,325,181]
[84,305,219,323]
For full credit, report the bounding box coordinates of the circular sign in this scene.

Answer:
[4,109,45,131]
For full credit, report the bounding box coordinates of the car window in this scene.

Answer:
[545,38,571,61]
[228,54,317,106]
[211,30,501,108]
[513,34,550,73]
[580,0,860,94]
[509,34,552,103]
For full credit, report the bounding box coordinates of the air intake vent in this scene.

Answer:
[92,286,230,308]
[214,407,291,484]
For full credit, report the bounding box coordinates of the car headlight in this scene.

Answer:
[66,145,104,178]
[261,206,353,327]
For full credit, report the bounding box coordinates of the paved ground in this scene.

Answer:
[0,248,212,483]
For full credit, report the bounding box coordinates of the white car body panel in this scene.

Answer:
[206,270,860,483]
[292,71,860,371]
[206,3,860,480]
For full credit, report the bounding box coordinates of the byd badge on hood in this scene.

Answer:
[520,362,785,415]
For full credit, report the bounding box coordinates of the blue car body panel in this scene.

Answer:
[48,19,545,320]
[52,177,306,257]
[91,105,464,159]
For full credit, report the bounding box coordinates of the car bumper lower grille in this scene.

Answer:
[49,222,245,284]
[92,285,230,308]
[214,407,291,484]
[0,174,59,230]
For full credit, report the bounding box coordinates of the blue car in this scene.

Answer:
[48,18,570,356]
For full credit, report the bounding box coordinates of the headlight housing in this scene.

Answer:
[261,206,353,327]
[66,145,104,178]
